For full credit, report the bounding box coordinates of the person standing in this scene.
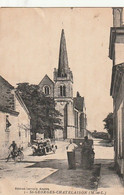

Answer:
[66,139,78,169]
[81,136,94,169]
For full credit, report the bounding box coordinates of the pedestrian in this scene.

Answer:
[66,139,78,169]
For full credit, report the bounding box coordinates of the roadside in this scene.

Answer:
[0,140,100,190]
[0,139,123,195]
[94,138,123,194]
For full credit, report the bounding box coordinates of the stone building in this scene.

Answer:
[109,8,124,180]
[0,76,30,158]
[73,96,87,138]
[39,29,87,139]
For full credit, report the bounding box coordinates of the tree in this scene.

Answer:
[103,113,113,139]
[16,83,63,139]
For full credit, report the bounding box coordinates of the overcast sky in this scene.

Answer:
[0,8,113,131]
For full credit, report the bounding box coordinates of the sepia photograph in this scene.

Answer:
[0,7,124,195]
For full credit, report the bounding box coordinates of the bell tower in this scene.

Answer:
[53,29,74,139]
[54,29,73,101]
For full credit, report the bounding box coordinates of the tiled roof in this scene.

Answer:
[73,97,84,112]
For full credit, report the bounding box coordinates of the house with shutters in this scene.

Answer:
[39,29,87,140]
[109,8,124,180]
[0,76,30,158]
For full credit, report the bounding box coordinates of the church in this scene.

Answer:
[39,29,87,140]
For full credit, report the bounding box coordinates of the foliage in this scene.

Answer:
[16,83,63,138]
[103,113,113,138]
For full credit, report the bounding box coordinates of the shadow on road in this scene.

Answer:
[95,159,114,165]
[18,160,43,164]
[25,159,68,170]
[94,139,113,147]
[18,158,101,189]
[38,164,101,189]
[38,168,93,189]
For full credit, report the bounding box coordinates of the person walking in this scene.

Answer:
[66,139,78,169]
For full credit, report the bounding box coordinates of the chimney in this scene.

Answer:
[113,8,123,27]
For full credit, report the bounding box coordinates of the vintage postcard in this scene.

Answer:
[0,7,124,195]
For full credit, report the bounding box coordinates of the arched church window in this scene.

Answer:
[63,85,66,96]
[60,85,66,97]
[60,86,63,96]
[43,85,50,95]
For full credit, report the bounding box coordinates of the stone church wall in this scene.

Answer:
[54,80,73,98]
[39,75,54,97]
[67,102,75,138]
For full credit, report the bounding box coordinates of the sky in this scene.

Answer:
[0,8,113,132]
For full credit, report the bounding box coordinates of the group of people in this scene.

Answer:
[7,137,94,168]
[66,136,95,170]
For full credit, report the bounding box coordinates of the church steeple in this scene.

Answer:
[58,29,69,77]
[53,29,73,100]
[53,29,73,83]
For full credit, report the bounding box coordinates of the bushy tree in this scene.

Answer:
[103,112,113,139]
[16,83,63,139]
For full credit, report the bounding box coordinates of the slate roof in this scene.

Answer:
[0,75,30,117]
[58,29,69,77]
[0,105,19,116]
[0,75,14,89]
[15,90,30,118]
[39,74,54,85]
[73,96,84,112]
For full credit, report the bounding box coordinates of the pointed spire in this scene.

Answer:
[58,29,69,77]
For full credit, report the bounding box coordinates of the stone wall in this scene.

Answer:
[80,113,87,137]
[15,94,30,148]
[54,80,73,98]
[67,102,75,138]
[0,77,30,158]
[67,126,75,138]
[39,75,54,97]
[54,102,66,139]
[0,111,18,158]
[115,43,124,65]
[113,8,123,27]
[114,75,124,176]
[0,93,30,159]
